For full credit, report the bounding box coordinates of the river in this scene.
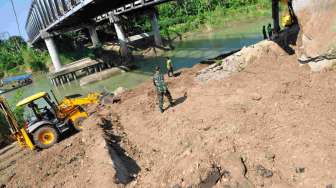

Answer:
[3,24,263,103]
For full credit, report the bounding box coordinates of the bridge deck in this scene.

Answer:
[26,0,171,44]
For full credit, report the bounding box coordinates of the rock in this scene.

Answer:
[265,152,275,161]
[172,184,181,188]
[256,165,273,178]
[251,93,262,101]
[293,0,336,71]
[196,41,281,82]
[295,167,305,173]
[308,59,336,72]
[114,87,128,97]
[326,184,334,188]
[222,170,231,179]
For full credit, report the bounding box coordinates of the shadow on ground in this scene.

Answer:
[100,118,140,184]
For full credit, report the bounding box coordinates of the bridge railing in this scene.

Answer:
[25,0,90,43]
[95,0,170,22]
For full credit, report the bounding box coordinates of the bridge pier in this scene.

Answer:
[114,22,129,57]
[150,10,163,47]
[109,13,130,58]
[87,25,101,48]
[41,31,62,71]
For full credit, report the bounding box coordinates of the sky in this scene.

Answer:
[0,0,31,40]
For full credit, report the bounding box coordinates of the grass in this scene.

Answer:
[160,2,272,39]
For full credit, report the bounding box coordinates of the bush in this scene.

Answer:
[156,0,272,38]
[0,36,49,76]
[0,90,24,146]
[22,47,48,71]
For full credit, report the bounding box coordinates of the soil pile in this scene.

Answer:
[196,40,285,82]
[109,41,336,187]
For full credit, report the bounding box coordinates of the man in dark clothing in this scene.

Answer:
[153,66,174,113]
[267,24,273,39]
[262,25,267,39]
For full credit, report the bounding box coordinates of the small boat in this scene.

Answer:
[0,74,33,94]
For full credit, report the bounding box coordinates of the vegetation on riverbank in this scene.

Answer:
[0,35,96,77]
[0,36,48,77]
[0,89,24,146]
[0,0,271,77]
[158,0,271,38]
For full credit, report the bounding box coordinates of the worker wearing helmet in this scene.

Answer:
[153,66,174,113]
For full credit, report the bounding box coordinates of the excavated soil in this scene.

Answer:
[1,41,336,188]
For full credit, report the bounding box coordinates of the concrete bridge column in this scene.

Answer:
[87,25,101,48]
[41,31,62,71]
[150,10,163,46]
[114,22,129,57]
[109,14,129,57]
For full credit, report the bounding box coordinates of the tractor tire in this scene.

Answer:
[73,116,86,131]
[33,126,59,149]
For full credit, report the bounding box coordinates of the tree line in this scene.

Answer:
[0,36,48,78]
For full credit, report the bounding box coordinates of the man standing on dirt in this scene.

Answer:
[262,25,267,39]
[267,23,273,39]
[153,66,174,113]
[166,57,174,77]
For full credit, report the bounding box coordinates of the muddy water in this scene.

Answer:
[3,27,262,102]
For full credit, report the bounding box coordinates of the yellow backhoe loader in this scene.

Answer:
[272,0,297,33]
[280,0,296,28]
[0,91,100,150]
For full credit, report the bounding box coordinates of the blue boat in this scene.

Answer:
[0,74,33,94]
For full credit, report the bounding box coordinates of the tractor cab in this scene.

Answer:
[17,92,58,124]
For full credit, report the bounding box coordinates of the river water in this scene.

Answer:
[3,26,263,102]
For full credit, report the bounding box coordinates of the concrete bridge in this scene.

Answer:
[25,0,172,71]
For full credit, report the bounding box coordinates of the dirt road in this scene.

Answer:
[1,41,336,188]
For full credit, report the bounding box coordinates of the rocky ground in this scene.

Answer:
[1,40,336,188]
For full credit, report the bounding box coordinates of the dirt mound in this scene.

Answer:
[196,40,286,82]
[108,41,336,187]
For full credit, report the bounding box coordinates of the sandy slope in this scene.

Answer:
[1,41,336,188]
[111,41,336,188]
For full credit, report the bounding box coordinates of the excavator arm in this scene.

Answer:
[0,97,35,150]
[60,92,100,107]
[280,0,297,27]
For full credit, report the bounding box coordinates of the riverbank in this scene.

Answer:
[2,39,336,187]
[133,15,270,58]
[158,0,271,39]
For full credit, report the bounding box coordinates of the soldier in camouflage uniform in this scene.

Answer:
[153,66,174,113]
